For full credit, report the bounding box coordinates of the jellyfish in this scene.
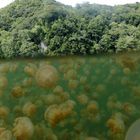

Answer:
[44,100,75,127]
[107,113,125,135]
[35,64,59,88]
[0,128,12,140]
[22,102,37,117]
[0,76,8,89]
[125,119,140,140]
[44,105,62,127]
[0,63,10,74]
[13,117,34,140]
[64,69,77,80]
[0,106,9,119]
[77,94,89,105]
[24,64,37,77]
[68,80,78,89]
[11,86,25,98]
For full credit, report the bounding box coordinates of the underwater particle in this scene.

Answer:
[0,106,9,119]
[125,119,140,140]
[68,80,78,89]
[22,102,37,117]
[13,117,34,140]
[0,76,8,89]
[11,86,24,98]
[77,94,89,105]
[24,64,36,77]
[0,128,12,140]
[107,113,125,135]
[123,68,131,75]
[35,64,59,88]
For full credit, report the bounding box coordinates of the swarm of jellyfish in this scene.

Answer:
[0,52,140,140]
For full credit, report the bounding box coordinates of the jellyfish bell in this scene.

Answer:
[0,128,12,140]
[13,117,34,140]
[125,119,140,140]
[35,65,59,88]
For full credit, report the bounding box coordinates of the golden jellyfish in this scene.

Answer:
[87,101,99,114]
[13,117,34,140]
[9,63,18,73]
[53,86,64,95]
[77,94,89,105]
[22,78,32,87]
[122,102,136,115]
[0,76,8,89]
[24,64,37,77]
[79,76,87,85]
[44,100,75,127]
[117,55,137,71]
[22,102,37,117]
[57,92,70,103]
[41,94,57,105]
[0,106,9,119]
[44,105,62,127]
[123,68,131,75]
[11,86,25,98]
[95,84,106,93]
[0,64,10,74]
[0,128,12,140]
[64,69,77,80]
[35,64,59,88]
[125,119,140,140]
[85,137,99,140]
[59,100,75,117]
[107,113,125,135]
[68,80,78,89]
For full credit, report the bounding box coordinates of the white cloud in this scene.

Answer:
[0,0,14,8]
[0,0,140,8]
[57,0,140,6]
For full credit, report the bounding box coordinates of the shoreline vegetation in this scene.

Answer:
[0,0,140,58]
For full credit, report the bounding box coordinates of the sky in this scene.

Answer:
[0,0,140,8]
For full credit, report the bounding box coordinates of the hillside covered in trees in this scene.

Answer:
[0,0,140,58]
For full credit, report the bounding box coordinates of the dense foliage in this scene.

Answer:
[0,0,140,58]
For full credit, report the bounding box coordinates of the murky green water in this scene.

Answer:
[0,52,140,140]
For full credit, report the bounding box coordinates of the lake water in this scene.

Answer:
[0,52,140,140]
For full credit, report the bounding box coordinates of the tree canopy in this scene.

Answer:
[0,0,140,58]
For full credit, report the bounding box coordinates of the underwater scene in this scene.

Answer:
[0,52,140,140]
